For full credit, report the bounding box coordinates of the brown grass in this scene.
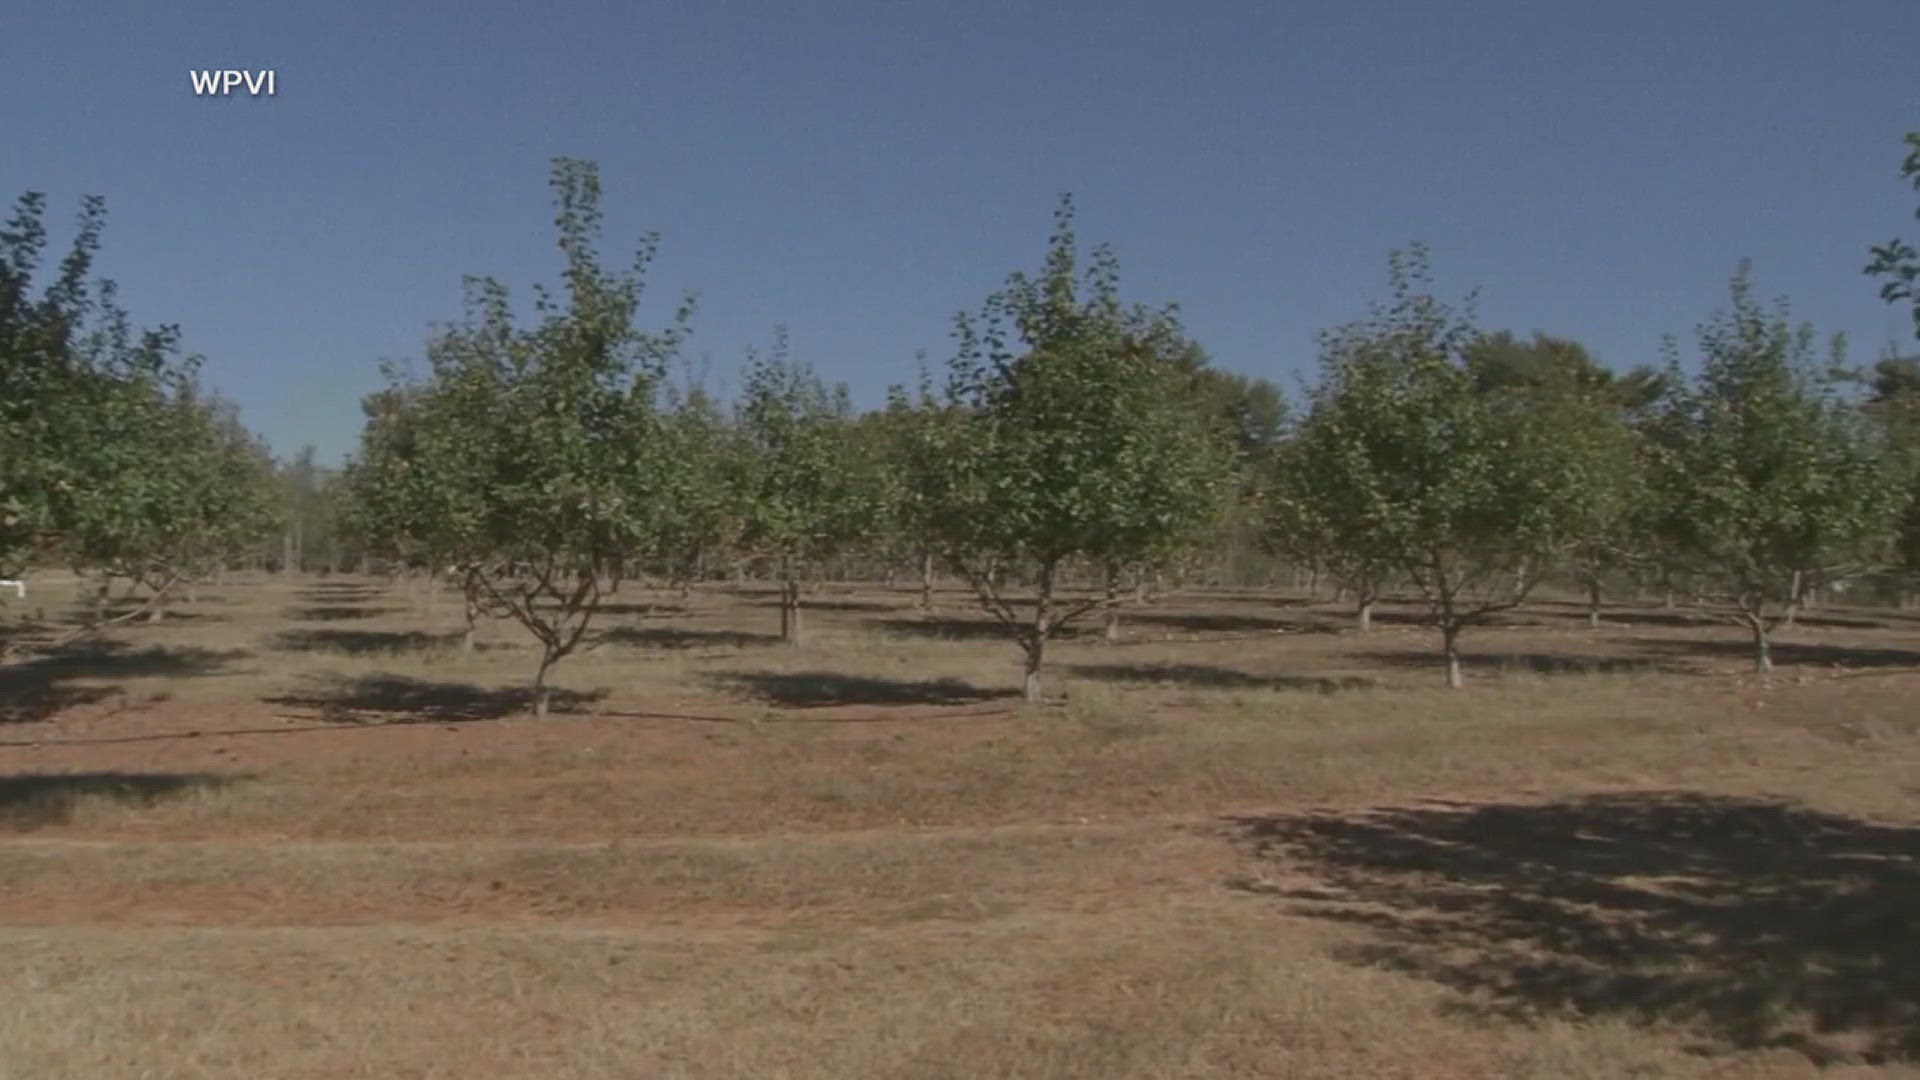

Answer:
[1,572,1918,1077]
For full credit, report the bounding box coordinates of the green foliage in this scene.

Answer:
[735,330,885,641]
[1866,131,1920,343]
[0,191,277,631]
[344,158,695,714]
[1648,263,1906,668]
[930,196,1235,698]
[1285,246,1599,684]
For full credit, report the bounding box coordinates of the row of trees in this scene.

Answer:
[0,193,281,644]
[7,132,1918,706]
[334,145,1920,708]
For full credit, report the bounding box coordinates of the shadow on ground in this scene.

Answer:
[1624,637,1920,671]
[747,599,899,613]
[0,644,251,724]
[865,616,1096,642]
[593,601,690,617]
[268,628,470,655]
[1126,612,1301,634]
[1352,649,1685,677]
[598,626,780,649]
[266,673,607,722]
[1066,662,1374,693]
[0,771,242,830]
[286,604,396,622]
[706,669,1019,708]
[1228,792,1920,1065]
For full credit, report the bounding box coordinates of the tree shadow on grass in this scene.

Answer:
[1623,637,1920,671]
[1227,792,1920,1065]
[268,628,471,655]
[1607,609,1892,631]
[1065,662,1375,693]
[598,626,781,649]
[0,644,251,724]
[266,673,607,723]
[1351,649,1686,677]
[286,604,396,622]
[706,670,1019,708]
[747,599,900,613]
[593,601,689,617]
[0,771,243,830]
[1126,612,1301,633]
[864,616,1096,642]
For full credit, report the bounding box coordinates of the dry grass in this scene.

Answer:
[2,572,1919,1077]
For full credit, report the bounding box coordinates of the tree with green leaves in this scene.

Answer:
[735,329,882,644]
[347,158,693,714]
[1866,131,1920,343]
[929,196,1234,701]
[1647,264,1906,671]
[1465,331,1661,628]
[2,192,277,640]
[1289,246,1596,687]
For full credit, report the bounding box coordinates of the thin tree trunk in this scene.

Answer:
[1782,570,1803,630]
[1022,648,1043,701]
[531,654,554,719]
[1442,622,1463,689]
[1749,615,1773,673]
[145,594,164,623]
[1356,598,1374,633]
[919,549,934,615]
[1025,562,1054,702]
[1103,561,1121,642]
[780,562,803,645]
[1586,578,1603,630]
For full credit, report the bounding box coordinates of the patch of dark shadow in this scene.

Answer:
[2,643,250,724]
[599,626,781,649]
[706,670,1018,708]
[1226,792,1920,1065]
[0,772,243,831]
[266,673,606,723]
[593,601,689,617]
[1126,612,1300,633]
[1624,637,1920,670]
[286,605,396,621]
[1065,662,1374,693]
[7,642,250,682]
[865,616,1096,642]
[269,628,467,655]
[1604,610,1753,629]
[1351,650,1682,676]
[747,599,899,613]
[0,684,121,724]
[297,586,386,601]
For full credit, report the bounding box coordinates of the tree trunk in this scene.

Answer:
[780,567,803,645]
[531,655,554,719]
[1442,623,1463,689]
[1356,598,1374,633]
[461,589,478,653]
[919,549,934,615]
[1586,578,1603,630]
[1103,561,1121,642]
[145,595,164,623]
[1750,617,1773,673]
[1025,562,1054,702]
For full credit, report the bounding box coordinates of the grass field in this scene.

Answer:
[1,572,1917,1078]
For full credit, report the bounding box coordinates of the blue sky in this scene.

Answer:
[6,0,1918,464]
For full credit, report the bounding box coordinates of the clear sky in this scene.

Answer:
[6,0,1918,465]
